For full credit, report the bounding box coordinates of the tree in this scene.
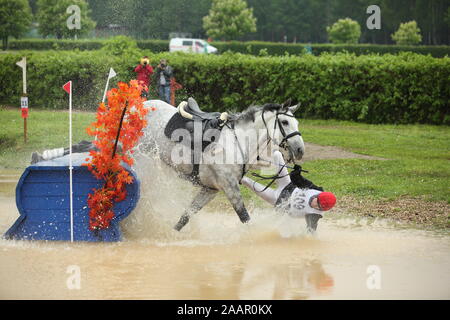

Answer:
[0,0,32,50]
[203,0,257,40]
[144,0,210,39]
[37,0,95,39]
[326,18,361,44]
[446,7,450,27]
[391,20,422,45]
[83,0,450,45]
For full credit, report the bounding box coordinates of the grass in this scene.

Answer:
[297,119,450,203]
[0,107,94,168]
[1,108,449,227]
[1,108,449,202]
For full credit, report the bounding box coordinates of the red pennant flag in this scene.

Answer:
[63,81,71,94]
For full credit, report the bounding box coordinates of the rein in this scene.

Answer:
[250,163,289,192]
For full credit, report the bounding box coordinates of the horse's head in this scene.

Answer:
[274,100,305,162]
[251,100,303,163]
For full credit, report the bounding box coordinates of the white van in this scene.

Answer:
[169,38,218,54]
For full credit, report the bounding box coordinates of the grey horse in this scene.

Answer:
[140,98,305,231]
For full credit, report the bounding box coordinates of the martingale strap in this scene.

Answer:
[225,122,248,181]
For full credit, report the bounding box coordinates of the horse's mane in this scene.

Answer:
[229,103,283,123]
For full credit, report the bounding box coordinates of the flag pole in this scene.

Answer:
[102,78,110,104]
[16,57,28,143]
[69,81,74,242]
[63,81,74,242]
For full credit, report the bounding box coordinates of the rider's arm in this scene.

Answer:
[273,150,292,187]
[273,150,289,177]
[240,176,255,188]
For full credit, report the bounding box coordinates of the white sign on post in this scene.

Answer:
[21,97,28,109]
[16,57,29,136]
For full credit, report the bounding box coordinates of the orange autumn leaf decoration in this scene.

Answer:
[84,80,155,230]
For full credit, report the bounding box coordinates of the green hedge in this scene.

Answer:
[137,40,172,52]
[0,51,448,124]
[310,44,450,58]
[8,39,105,51]
[7,39,169,52]
[212,41,450,58]
[7,39,450,58]
[187,41,450,58]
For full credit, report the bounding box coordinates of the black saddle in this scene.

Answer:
[164,98,226,187]
[183,97,221,121]
[164,98,224,152]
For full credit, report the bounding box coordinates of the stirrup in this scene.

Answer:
[219,112,228,123]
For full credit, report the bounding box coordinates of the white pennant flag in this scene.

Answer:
[102,67,117,103]
[16,57,27,94]
[108,68,117,80]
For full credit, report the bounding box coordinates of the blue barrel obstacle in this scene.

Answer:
[4,153,140,242]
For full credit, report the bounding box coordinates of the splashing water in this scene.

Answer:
[0,155,449,299]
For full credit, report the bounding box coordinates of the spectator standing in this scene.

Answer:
[134,56,154,97]
[155,59,173,104]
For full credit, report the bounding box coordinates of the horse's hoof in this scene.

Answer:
[239,214,251,224]
[174,215,190,231]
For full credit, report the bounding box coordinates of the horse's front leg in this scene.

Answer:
[174,187,218,231]
[221,180,251,224]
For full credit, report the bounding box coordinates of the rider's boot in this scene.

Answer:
[30,148,64,164]
[31,152,44,164]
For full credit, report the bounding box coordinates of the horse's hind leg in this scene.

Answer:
[174,187,218,231]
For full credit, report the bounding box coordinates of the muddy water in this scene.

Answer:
[0,164,449,300]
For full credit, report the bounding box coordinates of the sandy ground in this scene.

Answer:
[302,142,386,161]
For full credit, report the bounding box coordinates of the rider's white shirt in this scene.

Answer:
[280,188,323,218]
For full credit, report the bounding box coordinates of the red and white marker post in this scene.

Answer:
[63,81,74,242]
[16,57,28,143]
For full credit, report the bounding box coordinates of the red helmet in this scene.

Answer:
[317,192,336,211]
